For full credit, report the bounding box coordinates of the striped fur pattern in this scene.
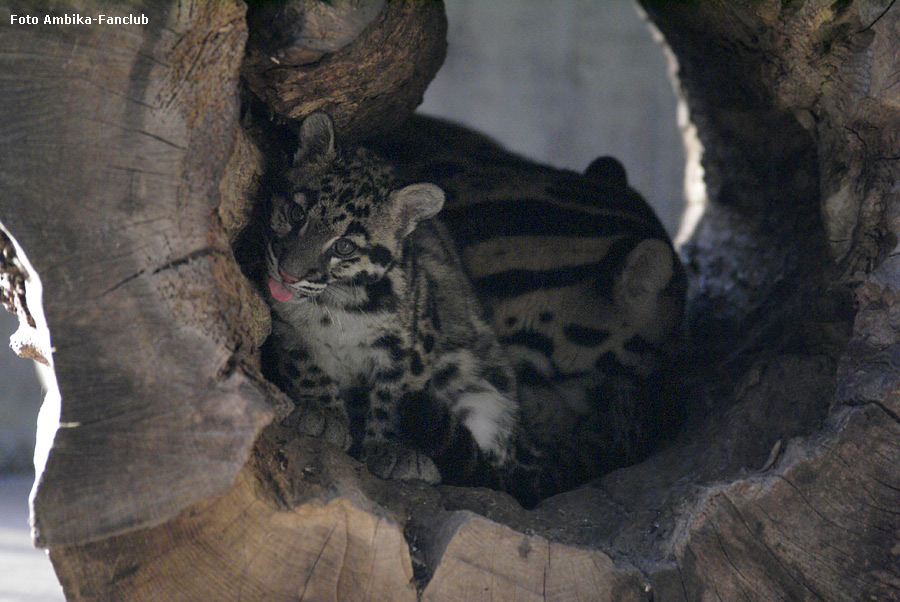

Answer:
[369,116,687,504]
[262,113,518,484]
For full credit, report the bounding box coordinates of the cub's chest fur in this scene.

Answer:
[272,301,399,388]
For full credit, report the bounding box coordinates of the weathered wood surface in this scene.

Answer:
[632,1,900,599]
[50,433,419,602]
[242,0,447,141]
[2,0,900,601]
[49,427,652,602]
[0,0,282,546]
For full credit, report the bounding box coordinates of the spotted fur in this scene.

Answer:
[369,115,687,503]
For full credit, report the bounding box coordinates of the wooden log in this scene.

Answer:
[632,0,900,599]
[242,0,447,141]
[0,0,284,546]
[47,425,651,602]
[49,431,419,602]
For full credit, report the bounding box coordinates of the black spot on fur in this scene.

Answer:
[594,351,619,373]
[346,203,371,218]
[368,244,393,267]
[338,189,355,204]
[347,277,396,312]
[399,390,453,453]
[410,351,424,376]
[349,270,377,286]
[505,316,518,328]
[373,407,390,421]
[539,311,554,323]
[422,334,436,353]
[501,330,554,357]
[321,315,332,326]
[563,324,611,347]
[376,367,403,382]
[516,363,551,386]
[363,277,396,311]
[432,363,459,389]
[373,333,405,362]
[623,336,656,354]
[595,351,639,379]
[474,264,599,299]
[300,378,316,388]
[483,365,512,392]
[344,221,368,236]
[442,198,660,247]
[424,275,442,330]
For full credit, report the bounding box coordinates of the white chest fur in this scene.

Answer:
[274,299,397,390]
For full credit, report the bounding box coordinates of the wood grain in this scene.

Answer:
[242,0,447,141]
[0,0,282,546]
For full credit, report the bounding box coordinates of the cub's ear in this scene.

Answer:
[294,112,335,167]
[390,183,445,237]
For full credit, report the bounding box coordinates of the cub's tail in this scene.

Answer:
[398,389,568,508]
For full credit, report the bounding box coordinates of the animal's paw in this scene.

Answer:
[282,404,352,451]
[364,442,442,484]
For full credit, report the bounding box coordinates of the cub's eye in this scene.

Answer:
[332,238,357,257]
[288,204,306,225]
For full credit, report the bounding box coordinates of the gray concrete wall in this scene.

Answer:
[419,0,684,235]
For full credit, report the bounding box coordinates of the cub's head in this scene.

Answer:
[265,112,444,303]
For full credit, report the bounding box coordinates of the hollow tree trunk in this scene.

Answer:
[0,1,898,601]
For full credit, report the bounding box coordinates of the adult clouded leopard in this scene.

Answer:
[260,112,685,505]
[261,112,518,485]
[368,115,687,502]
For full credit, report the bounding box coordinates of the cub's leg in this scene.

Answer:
[272,343,352,452]
[362,371,441,484]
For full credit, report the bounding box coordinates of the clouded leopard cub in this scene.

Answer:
[262,113,517,483]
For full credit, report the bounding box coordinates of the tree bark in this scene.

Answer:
[242,0,447,142]
[1,0,899,601]
[0,0,288,547]
[629,2,900,598]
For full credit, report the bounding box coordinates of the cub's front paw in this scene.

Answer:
[282,404,352,451]
[364,442,441,484]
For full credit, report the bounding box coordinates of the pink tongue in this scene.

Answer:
[268,277,294,302]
